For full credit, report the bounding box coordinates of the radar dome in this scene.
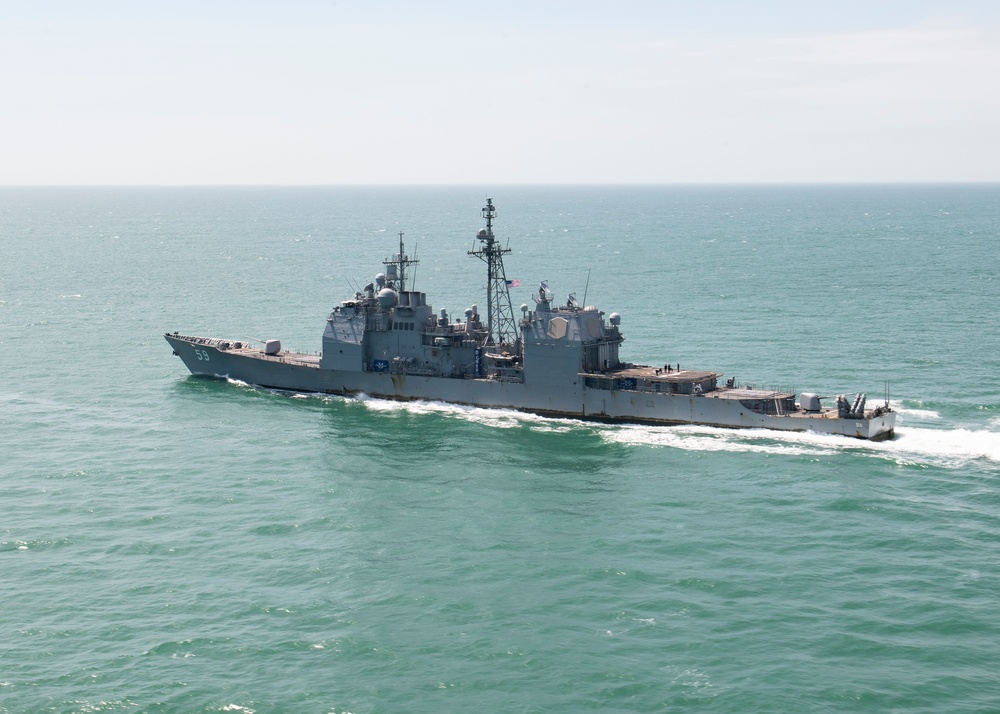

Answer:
[609,312,621,326]
[377,288,397,308]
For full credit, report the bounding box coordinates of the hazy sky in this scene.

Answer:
[3,1,999,184]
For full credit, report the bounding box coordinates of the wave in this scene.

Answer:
[891,403,942,420]
[878,425,1000,467]
[602,424,839,457]
[348,396,998,466]
[231,384,1000,468]
[350,392,577,431]
[607,422,1000,467]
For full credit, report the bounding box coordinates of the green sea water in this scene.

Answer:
[2,185,999,713]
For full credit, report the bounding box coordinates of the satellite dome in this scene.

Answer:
[377,288,397,308]
[609,312,621,326]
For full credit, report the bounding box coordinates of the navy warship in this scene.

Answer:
[165,199,895,441]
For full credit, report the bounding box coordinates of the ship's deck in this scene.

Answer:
[706,388,796,400]
[599,365,722,384]
[236,348,320,368]
[168,334,322,368]
[587,363,808,407]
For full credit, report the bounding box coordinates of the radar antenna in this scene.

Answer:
[468,198,517,346]
[383,231,418,293]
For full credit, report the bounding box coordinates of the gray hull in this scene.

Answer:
[165,198,895,442]
[166,334,896,441]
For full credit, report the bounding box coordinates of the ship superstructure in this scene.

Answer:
[166,199,895,440]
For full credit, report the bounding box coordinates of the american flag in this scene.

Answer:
[505,279,521,287]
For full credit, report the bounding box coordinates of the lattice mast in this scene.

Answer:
[468,198,517,346]
[383,231,418,292]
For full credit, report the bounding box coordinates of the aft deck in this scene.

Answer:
[582,365,722,395]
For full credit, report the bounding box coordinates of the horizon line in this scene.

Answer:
[2,181,999,189]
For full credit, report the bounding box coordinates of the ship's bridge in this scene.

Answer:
[521,289,625,374]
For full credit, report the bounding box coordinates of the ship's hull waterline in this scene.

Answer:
[165,335,895,441]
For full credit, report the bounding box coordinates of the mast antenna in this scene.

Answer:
[468,198,517,346]
[383,230,418,293]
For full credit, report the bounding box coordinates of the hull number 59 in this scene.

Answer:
[193,348,210,361]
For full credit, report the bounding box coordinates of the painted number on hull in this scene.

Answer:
[193,348,210,361]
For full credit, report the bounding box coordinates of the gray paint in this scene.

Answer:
[165,201,895,441]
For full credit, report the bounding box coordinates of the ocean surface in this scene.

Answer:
[2,185,999,713]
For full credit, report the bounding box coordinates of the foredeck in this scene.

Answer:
[168,334,321,368]
[230,347,321,368]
